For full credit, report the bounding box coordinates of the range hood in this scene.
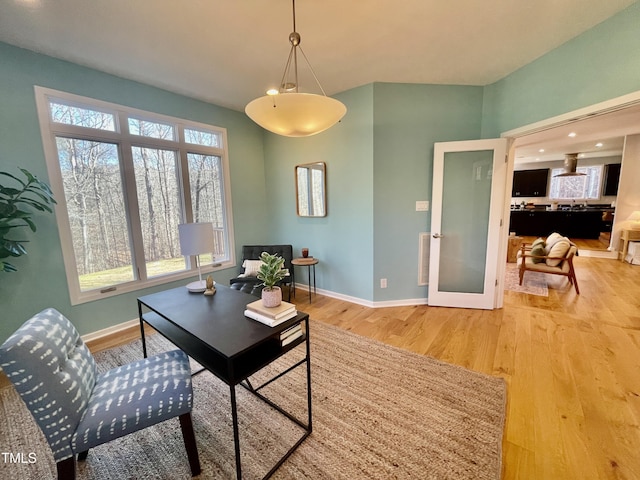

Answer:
[554,153,587,177]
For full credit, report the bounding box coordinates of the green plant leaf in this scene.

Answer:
[1,261,17,272]
[0,239,28,256]
[0,187,22,196]
[0,167,55,274]
[0,172,26,186]
[19,168,35,182]
[23,217,36,232]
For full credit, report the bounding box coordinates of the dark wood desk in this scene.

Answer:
[137,285,312,479]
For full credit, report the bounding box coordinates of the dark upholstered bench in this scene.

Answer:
[229,245,293,299]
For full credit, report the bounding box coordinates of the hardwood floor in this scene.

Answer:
[291,256,640,480]
[71,255,640,479]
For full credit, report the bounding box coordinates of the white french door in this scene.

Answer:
[428,139,508,309]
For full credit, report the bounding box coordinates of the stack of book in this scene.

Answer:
[280,323,304,347]
[244,299,297,327]
[295,256,316,264]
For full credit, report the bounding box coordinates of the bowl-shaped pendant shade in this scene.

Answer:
[245,92,346,137]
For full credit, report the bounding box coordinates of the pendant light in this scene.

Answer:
[245,0,346,137]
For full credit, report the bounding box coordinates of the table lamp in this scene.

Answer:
[179,222,215,292]
[628,211,640,229]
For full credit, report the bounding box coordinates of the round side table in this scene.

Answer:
[291,258,319,303]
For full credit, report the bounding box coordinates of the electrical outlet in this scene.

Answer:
[380,278,387,288]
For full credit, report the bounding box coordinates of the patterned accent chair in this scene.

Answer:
[0,308,201,479]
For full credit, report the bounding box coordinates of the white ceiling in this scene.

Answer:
[0,0,635,113]
[2,0,638,162]
[514,103,640,164]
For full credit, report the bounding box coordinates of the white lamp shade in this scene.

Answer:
[245,93,346,137]
[628,211,640,222]
[178,223,214,256]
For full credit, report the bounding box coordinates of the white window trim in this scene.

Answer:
[34,86,235,305]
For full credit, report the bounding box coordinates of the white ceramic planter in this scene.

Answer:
[261,286,282,308]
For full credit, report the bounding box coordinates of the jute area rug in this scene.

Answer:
[504,262,548,296]
[0,320,506,480]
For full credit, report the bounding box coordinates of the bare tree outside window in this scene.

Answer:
[38,89,233,303]
[56,137,134,290]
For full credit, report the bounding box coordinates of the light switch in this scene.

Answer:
[415,200,429,212]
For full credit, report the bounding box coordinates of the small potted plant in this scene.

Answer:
[256,251,288,307]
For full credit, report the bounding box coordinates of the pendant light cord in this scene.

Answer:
[292,0,297,33]
[277,0,328,97]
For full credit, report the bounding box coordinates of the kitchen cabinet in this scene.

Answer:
[512,169,549,197]
[509,209,603,239]
[603,163,621,196]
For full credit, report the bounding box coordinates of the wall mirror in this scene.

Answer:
[296,162,326,217]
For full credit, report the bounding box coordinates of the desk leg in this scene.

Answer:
[138,301,147,358]
[305,317,313,431]
[230,385,242,479]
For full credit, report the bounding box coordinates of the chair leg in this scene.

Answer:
[56,457,76,480]
[568,261,580,294]
[77,450,89,461]
[571,272,580,294]
[179,412,201,476]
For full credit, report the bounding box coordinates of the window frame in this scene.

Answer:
[35,86,235,305]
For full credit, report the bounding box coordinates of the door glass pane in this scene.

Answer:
[187,153,226,262]
[439,150,493,293]
[132,147,185,277]
[55,137,134,290]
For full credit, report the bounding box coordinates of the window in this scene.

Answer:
[549,165,603,200]
[36,87,235,304]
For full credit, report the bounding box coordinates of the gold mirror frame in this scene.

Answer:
[295,162,326,217]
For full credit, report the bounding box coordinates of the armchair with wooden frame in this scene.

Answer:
[518,234,580,294]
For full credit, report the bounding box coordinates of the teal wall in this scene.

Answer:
[481,1,640,137]
[0,42,268,341]
[263,85,375,300]
[2,0,640,340]
[372,83,484,301]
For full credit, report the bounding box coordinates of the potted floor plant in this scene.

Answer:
[1,168,56,274]
[256,251,288,307]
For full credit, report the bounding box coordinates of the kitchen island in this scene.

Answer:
[509,208,610,239]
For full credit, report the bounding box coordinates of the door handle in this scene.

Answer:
[432,233,444,239]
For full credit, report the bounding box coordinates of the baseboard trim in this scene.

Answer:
[578,249,618,259]
[82,318,140,343]
[82,318,156,354]
[293,283,428,308]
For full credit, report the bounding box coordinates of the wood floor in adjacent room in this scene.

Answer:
[291,256,640,480]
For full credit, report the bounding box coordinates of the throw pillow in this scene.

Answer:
[240,259,264,277]
[545,232,564,251]
[531,237,545,249]
[546,239,571,267]
[530,243,546,263]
